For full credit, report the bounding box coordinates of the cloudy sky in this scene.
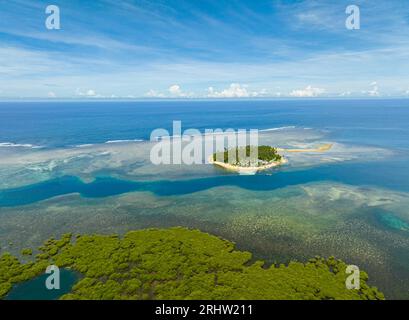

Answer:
[1,0,409,99]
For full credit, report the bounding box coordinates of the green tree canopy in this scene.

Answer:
[0,227,384,300]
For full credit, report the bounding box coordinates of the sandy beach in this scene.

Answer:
[277,143,333,153]
[209,144,332,174]
[209,156,288,174]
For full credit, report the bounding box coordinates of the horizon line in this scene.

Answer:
[1,97,409,103]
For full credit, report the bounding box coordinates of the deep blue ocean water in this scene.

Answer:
[1,99,408,149]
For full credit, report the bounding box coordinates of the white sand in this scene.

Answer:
[209,156,288,175]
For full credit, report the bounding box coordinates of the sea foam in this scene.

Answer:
[0,142,44,149]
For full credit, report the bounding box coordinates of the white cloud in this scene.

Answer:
[47,91,56,98]
[362,82,380,97]
[145,84,193,98]
[168,84,193,97]
[169,84,182,95]
[207,83,266,98]
[145,89,165,98]
[290,85,325,97]
[254,88,268,97]
[75,88,103,98]
[3,42,409,98]
[339,91,352,97]
[86,89,96,96]
[207,83,249,98]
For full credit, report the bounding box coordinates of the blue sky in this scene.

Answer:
[1,0,409,99]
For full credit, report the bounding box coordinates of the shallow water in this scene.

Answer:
[376,212,409,232]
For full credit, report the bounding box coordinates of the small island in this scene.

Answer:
[210,145,287,174]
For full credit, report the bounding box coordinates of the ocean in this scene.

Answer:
[1,99,409,149]
[0,99,408,299]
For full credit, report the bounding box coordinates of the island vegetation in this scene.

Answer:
[211,145,286,174]
[0,227,384,300]
[213,145,282,166]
